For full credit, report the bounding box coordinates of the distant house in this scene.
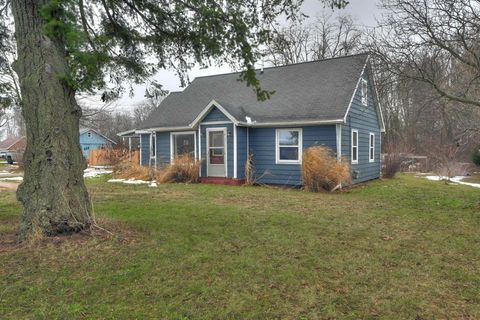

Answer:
[79,127,116,159]
[0,136,26,162]
[122,53,385,185]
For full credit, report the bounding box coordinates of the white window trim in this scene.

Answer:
[170,131,197,161]
[361,79,368,106]
[351,129,359,164]
[205,127,228,177]
[275,128,303,164]
[150,132,157,168]
[369,132,375,163]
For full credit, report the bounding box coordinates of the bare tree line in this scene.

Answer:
[264,4,480,170]
[264,14,363,66]
[1,1,479,169]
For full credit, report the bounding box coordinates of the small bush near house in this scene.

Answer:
[159,154,200,183]
[245,153,255,185]
[302,146,351,192]
[382,153,404,178]
[114,160,158,181]
[472,147,480,166]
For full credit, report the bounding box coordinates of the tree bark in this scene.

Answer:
[11,0,92,240]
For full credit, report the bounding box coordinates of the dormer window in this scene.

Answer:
[361,79,368,106]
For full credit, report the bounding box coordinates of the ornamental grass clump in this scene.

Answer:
[302,146,351,192]
[159,154,201,183]
[113,159,157,181]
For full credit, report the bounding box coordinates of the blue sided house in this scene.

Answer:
[129,53,385,185]
[79,127,116,159]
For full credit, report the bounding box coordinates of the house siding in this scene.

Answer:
[202,107,230,122]
[236,126,248,179]
[140,133,150,166]
[341,70,382,183]
[79,130,112,159]
[249,125,337,185]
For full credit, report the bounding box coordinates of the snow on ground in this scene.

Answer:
[0,176,23,181]
[108,178,155,185]
[424,175,480,189]
[83,167,113,178]
[0,167,113,182]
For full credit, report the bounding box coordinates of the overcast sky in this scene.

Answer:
[106,0,381,110]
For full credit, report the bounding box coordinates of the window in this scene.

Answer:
[87,132,92,138]
[361,79,368,106]
[369,133,375,162]
[276,129,302,164]
[351,129,358,164]
[172,132,196,159]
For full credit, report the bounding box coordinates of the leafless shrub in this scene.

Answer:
[113,160,158,181]
[245,153,255,185]
[159,154,200,183]
[382,153,404,178]
[302,146,351,192]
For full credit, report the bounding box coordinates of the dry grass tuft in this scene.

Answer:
[113,160,159,181]
[302,146,351,192]
[245,153,255,185]
[159,154,200,183]
[113,155,200,183]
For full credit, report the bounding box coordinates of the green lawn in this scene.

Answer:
[1,175,479,319]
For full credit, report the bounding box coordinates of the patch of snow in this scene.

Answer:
[83,167,113,178]
[122,179,150,185]
[0,176,23,181]
[424,175,480,189]
[108,178,155,185]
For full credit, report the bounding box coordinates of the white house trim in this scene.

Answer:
[200,121,232,125]
[351,129,359,164]
[149,131,157,168]
[369,132,375,163]
[117,129,137,137]
[275,128,303,165]
[169,131,197,161]
[139,134,142,165]
[343,60,368,123]
[233,124,237,178]
[336,124,342,160]
[241,119,343,127]
[190,100,238,127]
[136,126,192,134]
[205,127,228,177]
[198,125,202,177]
[342,56,386,133]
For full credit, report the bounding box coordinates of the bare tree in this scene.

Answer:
[265,14,363,66]
[370,0,480,108]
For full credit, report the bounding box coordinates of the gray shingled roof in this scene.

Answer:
[138,53,369,130]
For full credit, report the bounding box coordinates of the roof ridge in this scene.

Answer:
[191,52,369,81]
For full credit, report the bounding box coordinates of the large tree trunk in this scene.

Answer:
[11,0,92,240]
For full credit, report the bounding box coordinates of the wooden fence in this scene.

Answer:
[88,149,139,166]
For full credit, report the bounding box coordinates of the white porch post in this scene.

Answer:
[128,137,132,161]
[233,124,237,179]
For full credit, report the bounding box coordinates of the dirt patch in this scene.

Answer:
[0,218,138,254]
[0,181,19,191]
